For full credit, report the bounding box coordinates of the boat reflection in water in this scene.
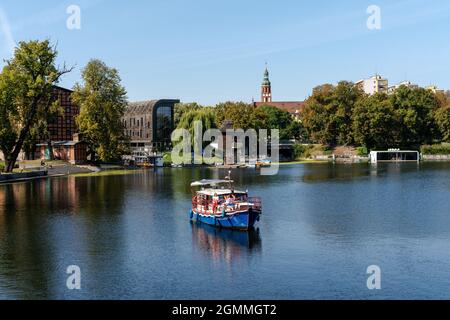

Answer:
[190,222,262,264]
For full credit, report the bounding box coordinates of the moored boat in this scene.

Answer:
[189,178,262,231]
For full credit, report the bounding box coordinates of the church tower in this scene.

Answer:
[261,65,272,103]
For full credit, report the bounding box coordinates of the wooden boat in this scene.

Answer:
[189,178,262,231]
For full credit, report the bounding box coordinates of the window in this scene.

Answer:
[155,105,172,142]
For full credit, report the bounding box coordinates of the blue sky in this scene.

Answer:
[1,0,450,105]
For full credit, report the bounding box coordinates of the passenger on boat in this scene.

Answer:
[212,193,219,214]
[225,195,235,210]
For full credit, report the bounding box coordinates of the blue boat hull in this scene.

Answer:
[189,209,261,231]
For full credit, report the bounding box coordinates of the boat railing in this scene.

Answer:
[192,196,262,215]
[192,196,214,215]
[247,197,262,211]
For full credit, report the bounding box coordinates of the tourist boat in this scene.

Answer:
[189,178,262,231]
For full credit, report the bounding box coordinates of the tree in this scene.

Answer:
[0,40,72,172]
[389,86,439,147]
[73,59,128,162]
[302,82,363,146]
[285,120,308,142]
[353,93,400,149]
[332,81,363,145]
[435,105,450,142]
[256,105,305,140]
[176,107,217,144]
[174,102,202,127]
[215,101,259,130]
[0,71,17,171]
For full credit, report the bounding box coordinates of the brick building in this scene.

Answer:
[47,86,79,141]
[32,86,87,164]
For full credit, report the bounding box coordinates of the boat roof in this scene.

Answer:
[197,188,246,196]
[190,179,233,187]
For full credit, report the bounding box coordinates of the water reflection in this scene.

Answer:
[2,163,450,299]
[190,223,261,264]
[300,162,426,183]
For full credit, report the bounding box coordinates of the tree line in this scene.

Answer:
[175,101,307,141]
[301,81,450,150]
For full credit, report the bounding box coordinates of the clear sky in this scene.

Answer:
[1,0,450,105]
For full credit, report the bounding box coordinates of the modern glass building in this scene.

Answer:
[122,99,180,152]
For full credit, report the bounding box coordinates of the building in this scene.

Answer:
[426,85,445,94]
[33,86,88,163]
[0,85,87,164]
[35,134,88,165]
[356,75,389,95]
[122,99,180,153]
[388,81,419,94]
[253,66,305,120]
[261,66,272,103]
[46,86,80,141]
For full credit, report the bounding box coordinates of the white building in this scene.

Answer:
[356,75,389,95]
[426,85,445,94]
[388,81,419,94]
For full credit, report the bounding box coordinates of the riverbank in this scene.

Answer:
[276,160,328,165]
[71,168,146,177]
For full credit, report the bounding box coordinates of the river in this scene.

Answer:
[1,162,450,299]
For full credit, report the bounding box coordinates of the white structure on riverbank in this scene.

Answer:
[369,150,420,164]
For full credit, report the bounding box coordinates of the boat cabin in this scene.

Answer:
[190,179,259,216]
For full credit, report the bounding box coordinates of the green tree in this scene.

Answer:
[435,105,450,142]
[389,86,439,147]
[353,93,400,149]
[257,105,305,140]
[285,120,308,142]
[332,81,363,145]
[73,59,128,162]
[215,101,259,130]
[302,82,362,146]
[0,40,72,172]
[174,102,202,127]
[176,107,217,142]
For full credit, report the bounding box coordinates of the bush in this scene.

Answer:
[0,163,4,173]
[356,146,368,156]
[293,144,328,159]
[162,152,172,166]
[421,143,450,155]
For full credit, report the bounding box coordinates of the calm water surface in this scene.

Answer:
[1,163,450,299]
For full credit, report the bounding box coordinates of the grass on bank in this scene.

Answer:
[275,160,329,165]
[71,169,146,178]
